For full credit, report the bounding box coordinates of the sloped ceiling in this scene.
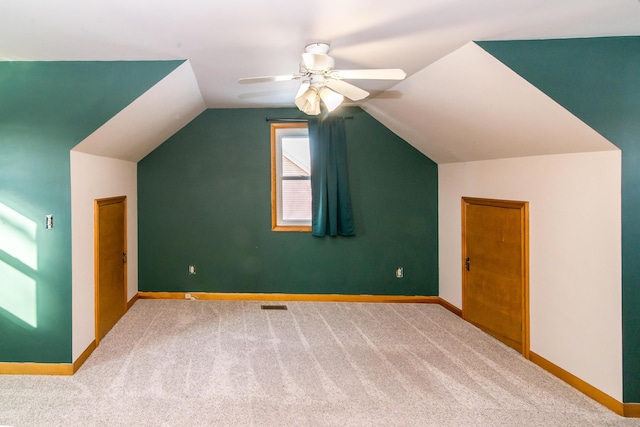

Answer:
[72,61,206,162]
[364,42,618,164]
[2,0,638,162]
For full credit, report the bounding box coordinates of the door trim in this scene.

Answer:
[94,196,128,346]
[461,197,530,358]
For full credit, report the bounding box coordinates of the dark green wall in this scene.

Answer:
[138,107,438,296]
[0,61,182,363]
[477,36,640,403]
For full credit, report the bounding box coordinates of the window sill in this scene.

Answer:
[272,225,312,232]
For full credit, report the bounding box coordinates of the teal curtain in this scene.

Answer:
[309,117,355,237]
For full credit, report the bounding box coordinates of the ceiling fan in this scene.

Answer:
[238,42,406,115]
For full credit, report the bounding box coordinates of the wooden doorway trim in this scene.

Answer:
[94,196,128,346]
[461,197,530,358]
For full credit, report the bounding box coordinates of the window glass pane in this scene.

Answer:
[281,137,310,177]
[282,180,311,221]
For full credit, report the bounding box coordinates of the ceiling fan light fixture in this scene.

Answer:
[319,86,344,112]
[295,81,311,99]
[295,87,321,115]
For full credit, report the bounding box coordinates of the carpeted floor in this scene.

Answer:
[1,300,638,426]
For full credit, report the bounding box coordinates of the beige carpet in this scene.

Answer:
[1,300,638,426]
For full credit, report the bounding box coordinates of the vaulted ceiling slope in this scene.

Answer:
[72,61,206,162]
[2,1,638,162]
[364,42,618,164]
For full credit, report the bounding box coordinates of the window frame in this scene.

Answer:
[270,122,312,232]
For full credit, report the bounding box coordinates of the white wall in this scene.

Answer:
[70,151,138,361]
[438,150,622,400]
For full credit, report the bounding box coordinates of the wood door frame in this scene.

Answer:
[461,197,530,358]
[94,196,128,346]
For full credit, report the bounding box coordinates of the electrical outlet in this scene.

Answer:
[396,267,403,278]
[185,293,191,299]
[188,265,196,275]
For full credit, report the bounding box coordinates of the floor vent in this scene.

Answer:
[261,305,288,311]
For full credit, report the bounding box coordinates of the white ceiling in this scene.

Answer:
[3,0,638,162]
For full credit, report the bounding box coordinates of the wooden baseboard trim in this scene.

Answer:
[624,403,640,418]
[0,340,97,376]
[127,293,139,310]
[0,362,73,375]
[529,351,624,416]
[138,291,464,317]
[437,297,462,317]
[137,291,452,305]
[72,340,96,374]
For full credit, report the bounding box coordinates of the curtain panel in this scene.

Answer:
[308,117,356,237]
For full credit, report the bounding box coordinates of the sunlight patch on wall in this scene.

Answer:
[0,202,37,269]
[0,202,38,328]
[0,261,37,327]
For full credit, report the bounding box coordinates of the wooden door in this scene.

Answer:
[462,197,529,356]
[95,196,127,344]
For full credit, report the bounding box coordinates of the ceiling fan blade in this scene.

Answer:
[238,75,297,84]
[331,69,406,80]
[325,79,370,101]
[302,53,334,72]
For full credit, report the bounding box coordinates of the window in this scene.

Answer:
[271,122,312,231]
